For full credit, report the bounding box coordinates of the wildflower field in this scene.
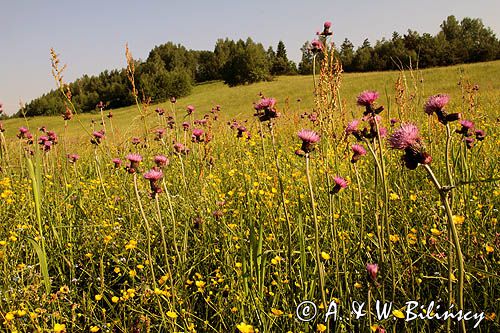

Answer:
[0,39,499,332]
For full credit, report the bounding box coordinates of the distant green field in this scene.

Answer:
[3,60,499,141]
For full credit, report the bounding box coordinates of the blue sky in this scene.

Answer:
[1,0,498,115]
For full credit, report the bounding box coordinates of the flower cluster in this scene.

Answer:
[17,127,34,143]
[38,130,58,151]
[455,119,486,149]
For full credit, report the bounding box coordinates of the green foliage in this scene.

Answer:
[300,15,500,72]
[221,38,272,86]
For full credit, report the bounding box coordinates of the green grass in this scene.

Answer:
[3,60,500,140]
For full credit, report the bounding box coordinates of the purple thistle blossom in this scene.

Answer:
[67,154,80,163]
[331,176,348,194]
[464,137,475,149]
[357,91,379,107]
[173,142,190,155]
[91,130,105,145]
[155,128,166,140]
[351,144,367,163]
[112,158,122,168]
[126,154,142,174]
[475,129,485,141]
[298,129,320,154]
[456,120,475,137]
[192,128,204,143]
[366,263,379,283]
[154,155,169,167]
[389,124,432,169]
[345,119,360,136]
[424,94,449,115]
[186,105,195,115]
[310,39,323,53]
[144,169,163,197]
[298,129,320,144]
[388,123,421,150]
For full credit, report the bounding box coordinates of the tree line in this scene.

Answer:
[17,15,499,117]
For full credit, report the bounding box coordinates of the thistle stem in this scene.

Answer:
[305,153,327,308]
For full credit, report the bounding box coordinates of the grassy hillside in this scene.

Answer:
[3,60,499,141]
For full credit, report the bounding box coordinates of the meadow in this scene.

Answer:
[0,50,499,333]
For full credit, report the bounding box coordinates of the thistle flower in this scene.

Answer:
[112,158,122,168]
[310,39,323,53]
[67,154,80,163]
[366,263,378,283]
[390,118,398,126]
[319,21,333,36]
[424,94,460,125]
[375,326,386,333]
[91,130,105,145]
[456,120,474,137]
[345,119,360,136]
[155,108,165,116]
[330,176,348,194]
[236,125,251,140]
[186,105,195,115]
[107,111,113,118]
[475,129,485,141]
[357,91,379,107]
[298,129,320,154]
[43,140,52,152]
[126,154,142,174]
[389,124,431,170]
[47,131,58,144]
[18,126,29,135]
[38,136,49,145]
[182,122,190,131]
[131,137,141,145]
[144,169,163,197]
[351,144,367,163]
[424,94,449,115]
[170,97,177,104]
[155,128,166,140]
[464,137,475,149]
[192,128,204,143]
[173,142,190,155]
[387,123,421,150]
[96,101,105,109]
[154,155,169,167]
